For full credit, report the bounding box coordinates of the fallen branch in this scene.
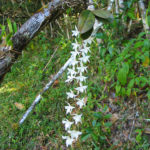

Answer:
[0,0,86,80]
[19,57,73,125]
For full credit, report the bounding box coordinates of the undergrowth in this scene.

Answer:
[0,19,150,150]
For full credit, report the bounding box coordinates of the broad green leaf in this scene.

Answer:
[122,62,129,74]
[104,114,112,119]
[127,88,131,96]
[117,68,127,85]
[92,9,113,19]
[93,112,102,119]
[116,85,121,93]
[78,10,95,34]
[128,79,135,88]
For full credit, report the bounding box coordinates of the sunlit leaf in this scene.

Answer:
[143,56,149,67]
[7,18,13,33]
[13,22,17,33]
[78,10,95,34]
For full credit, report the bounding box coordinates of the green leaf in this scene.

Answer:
[93,112,102,119]
[116,85,121,93]
[78,10,95,34]
[117,68,127,85]
[7,19,13,33]
[104,122,112,127]
[104,114,112,119]
[128,79,135,88]
[147,90,150,100]
[126,88,131,96]
[13,22,17,33]
[122,62,129,74]
[92,9,113,19]
[81,134,91,141]
[92,120,97,126]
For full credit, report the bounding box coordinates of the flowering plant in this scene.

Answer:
[62,26,93,147]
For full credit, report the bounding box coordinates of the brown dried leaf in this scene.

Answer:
[53,80,59,86]
[15,102,24,110]
[111,113,119,124]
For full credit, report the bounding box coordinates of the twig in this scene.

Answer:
[138,0,150,38]
[127,20,133,33]
[42,47,58,72]
[19,57,73,125]
[128,107,139,140]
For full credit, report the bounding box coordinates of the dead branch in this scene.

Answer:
[19,57,73,125]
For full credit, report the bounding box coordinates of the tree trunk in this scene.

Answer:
[0,0,86,81]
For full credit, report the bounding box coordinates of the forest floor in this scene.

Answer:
[0,30,150,150]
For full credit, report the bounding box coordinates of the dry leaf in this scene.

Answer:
[15,102,24,110]
[53,80,59,86]
[111,113,119,124]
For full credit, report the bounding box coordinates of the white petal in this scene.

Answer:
[68,130,82,140]
[72,114,82,124]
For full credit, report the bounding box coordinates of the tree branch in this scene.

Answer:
[0,0,86,80]
[19,57,73,125]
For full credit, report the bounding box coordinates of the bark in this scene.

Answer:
[0,0,86,80]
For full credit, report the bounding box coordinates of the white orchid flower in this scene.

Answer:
[62,136,74,147]
[66,90,77,99]
[83,37,93,45]
[72,114,82,124]
[70,58,78,68]
[79,54,90,63]
[76,98,85,109]
[62,119,74,130]
[72,39,80,50]
[68,130,82,140]
[80,48,90,55]
[77,63,87,74]
[67,68,77,76]
[71,50,80,58]
[72,26,80,37]
[65,75,76,83]
[65,103,75,114]
[75,75,87,82]
[75,85,87,94]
